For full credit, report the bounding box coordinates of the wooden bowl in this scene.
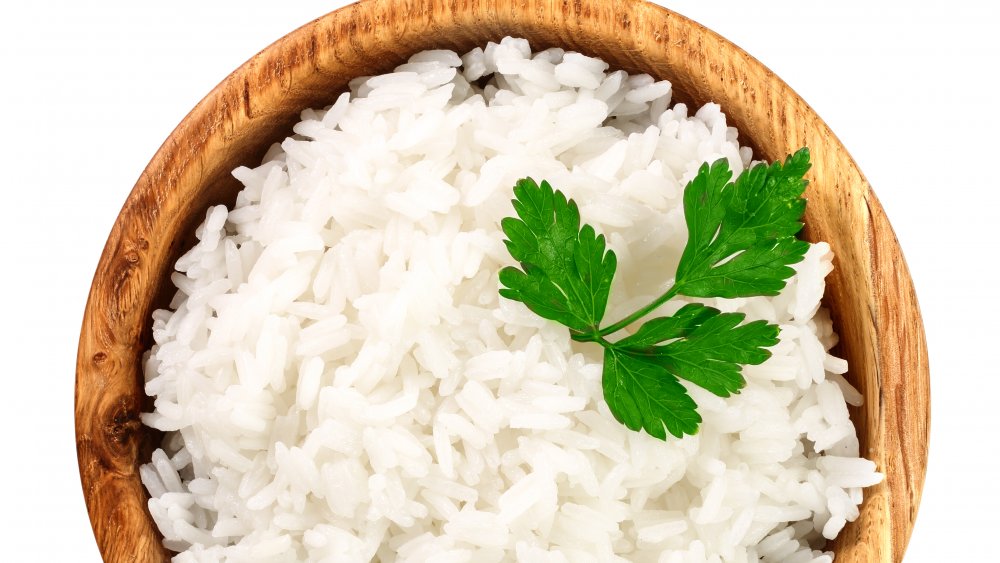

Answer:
[76,0,929,560]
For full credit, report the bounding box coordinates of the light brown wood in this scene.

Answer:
[76,0,929,561]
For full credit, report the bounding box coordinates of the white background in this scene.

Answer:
[1,0,995,560]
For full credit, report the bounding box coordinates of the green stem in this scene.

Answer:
[570,329,613,347]
[597,283,681,337]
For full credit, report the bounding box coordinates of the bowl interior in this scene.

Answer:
[76,1,928,561]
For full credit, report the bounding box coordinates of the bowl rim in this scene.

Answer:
[75,0,929,561]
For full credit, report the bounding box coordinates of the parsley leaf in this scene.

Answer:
[611,303,719,348]
[499,178,617,335]
[617,304,778,398]
[674,148,810,298]
[602,347,700,439]
[499,149,810,440]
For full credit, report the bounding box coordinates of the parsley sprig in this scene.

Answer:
[499,148,811,439]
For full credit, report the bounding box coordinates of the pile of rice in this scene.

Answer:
[140,38,882,562]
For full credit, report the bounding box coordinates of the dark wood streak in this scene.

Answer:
[76,0,929,561]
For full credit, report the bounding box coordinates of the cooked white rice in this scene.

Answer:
[140,37,881,563]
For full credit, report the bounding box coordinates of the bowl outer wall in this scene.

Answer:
[75,0,929,561]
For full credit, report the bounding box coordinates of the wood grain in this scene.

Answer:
[76,0,930,561]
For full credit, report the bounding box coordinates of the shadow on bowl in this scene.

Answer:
[75,0,929,561]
